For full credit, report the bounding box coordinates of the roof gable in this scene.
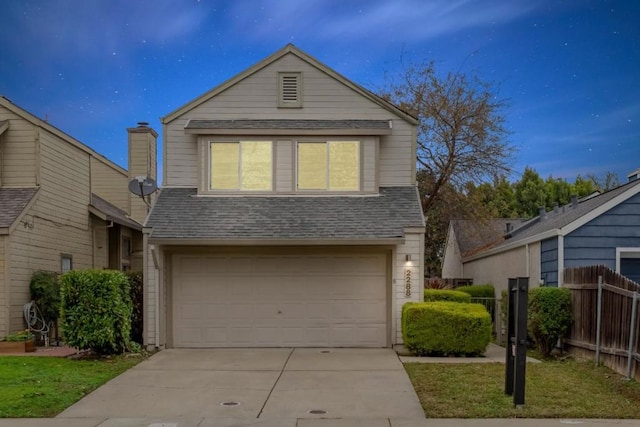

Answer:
[0,96,127,176]
[464,178,640,261]
[162,44,417,125]
[0,187,39,234]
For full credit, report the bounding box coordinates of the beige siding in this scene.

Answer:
[393,232,424,344]
[0,236,6,338]
[363,138,377,192]
[9,131,93,331]
[164,53,415,188]
[128,131,156,224]
[275,140,293,192]
[463,242,542,295]
[90,156,129,211]
[0,107,37,186]
[144,239,159,347]
[92,216,109,269]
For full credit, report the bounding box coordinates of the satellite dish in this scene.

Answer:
[128,176,157,197]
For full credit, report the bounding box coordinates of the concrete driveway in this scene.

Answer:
[57,348,425,422]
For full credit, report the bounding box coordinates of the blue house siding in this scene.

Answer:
[540,237,559,286]
[565,193,640,273]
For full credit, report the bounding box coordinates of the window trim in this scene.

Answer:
[277,72,303,108]
[61,254,73,273]
[616,247,640,272]
[208,140,274,192]
[296,140,361,192]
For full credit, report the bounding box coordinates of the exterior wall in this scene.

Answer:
[145,240,423,348]
[8,130,94,331]
[464,246,528,295]
[0,236,6,339]
[441,225,463,278]
[0,107,37,186]
[393,233,424,344]
[90,157,129,212]
[92,216,109,269]
[540,237,559,286]
[565,193,640,271]
[164,52,415,188]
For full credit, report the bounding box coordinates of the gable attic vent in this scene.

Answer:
[278,72,303,108]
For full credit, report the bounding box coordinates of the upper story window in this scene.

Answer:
[278,72,303,108]
[210,141,272,191]
[297,141,359,191]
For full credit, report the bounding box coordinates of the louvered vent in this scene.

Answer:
[278,72,302,108]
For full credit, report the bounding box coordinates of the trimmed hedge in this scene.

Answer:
[423,289,471,303]
[125,271,144,345]
[528,286,572,357]
[60,269,132,355]
[402,301,491,356]
[456,284,495,299]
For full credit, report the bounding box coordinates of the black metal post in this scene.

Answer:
[513,277,529,407]
[504,278,517,396]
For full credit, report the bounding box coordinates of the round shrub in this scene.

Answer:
[527,286,572,357]
[402,301,491,356]
[60,269,132,354]
[423,289,471,303]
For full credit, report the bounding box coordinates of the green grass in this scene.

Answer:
[405,359,640,418]
[0,354,146,417]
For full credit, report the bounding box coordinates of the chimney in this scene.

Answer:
[127,122,158,224]
[506,222,512,233]
[539,206,547,221]
[571,195,578,208]
[553,202,559,214]
[628,168,640,182]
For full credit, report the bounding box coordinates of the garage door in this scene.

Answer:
[172,252,388,348]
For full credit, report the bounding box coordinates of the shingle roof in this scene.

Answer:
[146,187,425,242]
[90,194,142,231]
[452,218,528,257]
[496,178,640,248]
[0,187,38,229]
[185,119,391,130]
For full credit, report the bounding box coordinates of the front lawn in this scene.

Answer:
[405,359,640,418]
[0,354,146,417]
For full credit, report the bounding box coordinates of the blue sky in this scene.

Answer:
[1,0,638,183]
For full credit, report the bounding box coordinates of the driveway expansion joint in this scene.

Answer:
[257,347,295,418]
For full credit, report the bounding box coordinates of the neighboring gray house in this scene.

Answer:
[0,96,156,339]
[143,44,426,349]
[446,173,640,293]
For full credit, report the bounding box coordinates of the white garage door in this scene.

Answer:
[172,252,388,348]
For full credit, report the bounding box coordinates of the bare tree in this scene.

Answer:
[379,60,514,213]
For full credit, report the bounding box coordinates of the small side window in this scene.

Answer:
[61,254,73,273]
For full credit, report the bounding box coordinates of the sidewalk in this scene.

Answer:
[0,417,639,426]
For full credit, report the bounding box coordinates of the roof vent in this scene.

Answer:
[539,206,547,221]
[137,122,149,128]
[278,72,302,108]
[571,195,578,208]
[553,202,559,214]
[628,168,640,182]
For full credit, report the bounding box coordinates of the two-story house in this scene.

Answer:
[0,96,156,339]
[143,45,425,349]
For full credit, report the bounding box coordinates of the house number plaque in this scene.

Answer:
[405,269,412,297]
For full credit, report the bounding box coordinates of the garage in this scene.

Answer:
[171,250,389,348]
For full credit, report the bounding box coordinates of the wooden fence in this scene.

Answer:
[563,265,640,379]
